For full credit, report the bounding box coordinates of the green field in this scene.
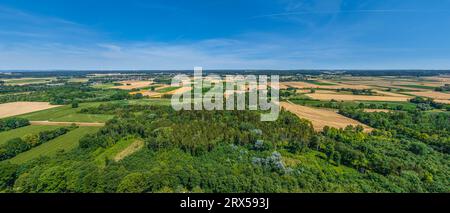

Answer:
[3,78,55,85]
[91,83,115,89]
[8,126,101,164]
[290,98,417,110]
[126,99,171,106]
[0,125,60,146]
[17,102,114,122]
[394,84,437,90]
[16,99,170,123]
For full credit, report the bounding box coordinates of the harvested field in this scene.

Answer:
[422,76,450,83]
[112,80,153,90]
[68,78,89,83]
[281,101,373,132]
[154,84,172,91]
[281,81,371,90]
[130,90,162,98]
[305,93,410,102]
[314,90,337,94]
[295,89,316,93]
[278,84,289,89]
[373,90,412,97]
[166,86,192,95]
[2,78,55,85]
[405,91,450,100]
[0,102,62,118]
[130,86,192,98]
[30,121,105,127]
[435,99,450,104]
[336,77,447,90]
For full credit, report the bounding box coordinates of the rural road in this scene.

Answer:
[30,121,105,127]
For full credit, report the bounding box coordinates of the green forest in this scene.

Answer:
[1,103,448,193]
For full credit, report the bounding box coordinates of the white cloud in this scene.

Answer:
[0,4,449,70]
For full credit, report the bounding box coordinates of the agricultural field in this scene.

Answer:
[17,102,114,122]
[112,80,153,90]
[305,93,410,102]
[0,102,62,119]
[290,99,418,111]
[280,101,373,132]
[0,71,449,194]
[91,83,115,89]
[405,91,450,103]
[8,126,101,164]
[1,78,55,85]
[67,78,89,83]
[130,86,191,98]
[155,86,181,93]
[0,125,60,145]
[281,81,371,90]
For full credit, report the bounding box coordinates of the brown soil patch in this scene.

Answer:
[281,101,373,132]
[165,87,192,95]
[0,102,62,118]
[434,99,450,104]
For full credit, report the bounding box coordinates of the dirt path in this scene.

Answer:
[30,121,105,127]
[281,101,373,132]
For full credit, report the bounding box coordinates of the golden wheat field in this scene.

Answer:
[0,102,62,118]
[281,101,373,132]
[305,93,410,102]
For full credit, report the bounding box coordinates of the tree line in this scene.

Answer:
[0,103,448,193]
[0,118,30,133]
[0,125,77,161]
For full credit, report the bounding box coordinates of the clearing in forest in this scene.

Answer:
[281,101,373,132]
[0,102,62,119]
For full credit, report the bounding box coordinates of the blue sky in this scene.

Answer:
[1,0,450,70]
